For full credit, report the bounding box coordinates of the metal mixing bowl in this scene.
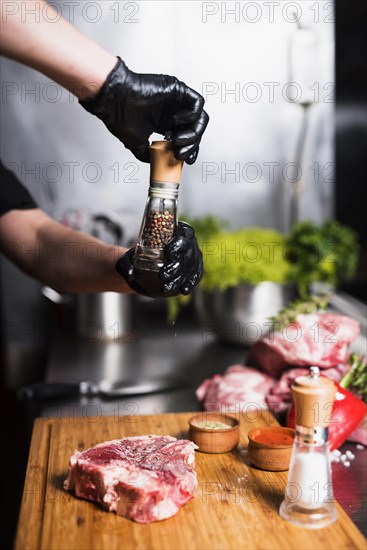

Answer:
[195,282,296,346]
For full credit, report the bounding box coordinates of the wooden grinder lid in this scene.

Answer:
[149,141,183,184]
[291,367,337,428]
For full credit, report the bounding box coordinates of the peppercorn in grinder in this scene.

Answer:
[279,366,338,528]
[132,141,183,297]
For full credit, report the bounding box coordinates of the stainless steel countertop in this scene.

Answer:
[44,324,244,417]
[41,298,366,537]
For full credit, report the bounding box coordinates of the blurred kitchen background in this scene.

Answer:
[1,0,366,544]
[1,0,336,385]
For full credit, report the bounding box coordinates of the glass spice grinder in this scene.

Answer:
[279,366,338,529]
[132,141,184,297]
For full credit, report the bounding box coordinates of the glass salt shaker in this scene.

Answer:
[279,366,338,528]
[132,141,183,297]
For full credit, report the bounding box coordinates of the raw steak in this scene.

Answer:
[248,313,360,377]
[266,364,349,414]
[64,435,198,523]
[196,365,274,412]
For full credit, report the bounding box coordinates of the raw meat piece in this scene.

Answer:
[196,365,274,412]
[266,364,349,414]
[248,313,360,377]
[64,435,198,523]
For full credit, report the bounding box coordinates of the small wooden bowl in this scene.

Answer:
[188,413,240,453]
[247,427,295,471]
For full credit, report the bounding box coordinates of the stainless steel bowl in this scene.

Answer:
[42,287,134,342]
[195,282,296,346]
[76,292,133,342]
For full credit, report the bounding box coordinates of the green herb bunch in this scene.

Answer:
[285,220,359,297]
[190,220,290,292]
[268,294,330,330]
[340,354,367,404]
[167,217,290,321]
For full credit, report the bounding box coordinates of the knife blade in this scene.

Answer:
[17,376,189,401]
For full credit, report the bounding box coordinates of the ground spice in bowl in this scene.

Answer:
[188,413,240,453]
[253,431,294,446]
[247,427,295,471]
[193,420,232,430]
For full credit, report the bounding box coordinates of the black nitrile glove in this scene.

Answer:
[80,58,209,165]
[116,222,203,297]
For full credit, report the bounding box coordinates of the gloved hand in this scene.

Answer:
[116,222,203,297]
[80,57,209,165]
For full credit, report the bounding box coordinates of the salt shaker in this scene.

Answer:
[279,366,338,528]
[132,141,183,297]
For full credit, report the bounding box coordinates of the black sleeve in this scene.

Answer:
[0,160,38,217]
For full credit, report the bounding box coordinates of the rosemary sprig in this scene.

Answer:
[340,353,367,404]
[268,294,330,330]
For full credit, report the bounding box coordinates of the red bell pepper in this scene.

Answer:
[286,380,367,451]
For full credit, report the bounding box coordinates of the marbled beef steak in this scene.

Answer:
[64,435,198,523]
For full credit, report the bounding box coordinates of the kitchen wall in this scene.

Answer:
[0,1,335,384]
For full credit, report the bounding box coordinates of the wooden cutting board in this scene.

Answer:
[15,411,366,550]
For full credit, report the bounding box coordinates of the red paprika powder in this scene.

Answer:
[252,428,294,446]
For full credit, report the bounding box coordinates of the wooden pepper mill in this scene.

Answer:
[279,366,338,528]
[132,141,183,297]
[149,140,184,185]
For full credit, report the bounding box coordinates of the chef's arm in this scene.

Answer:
[0,0,208,164]
[0,208,133,293]
[0,0,116,100]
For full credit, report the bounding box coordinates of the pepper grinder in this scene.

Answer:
[132,141,183,297]
[279,366,338,528]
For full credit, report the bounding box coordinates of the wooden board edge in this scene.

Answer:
[15,419,52,550]
[35,410,279,427]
